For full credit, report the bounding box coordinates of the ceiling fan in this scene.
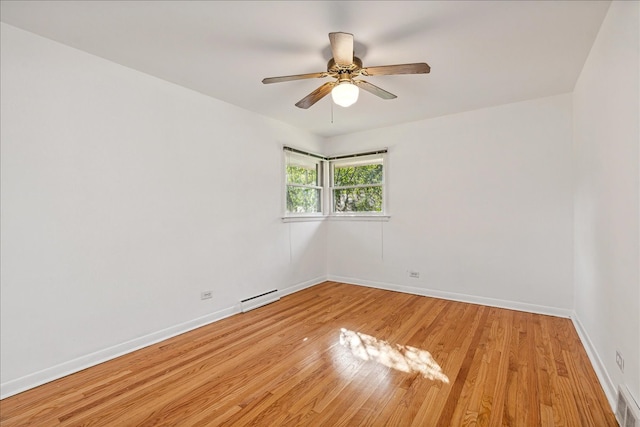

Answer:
[262,32,431,109]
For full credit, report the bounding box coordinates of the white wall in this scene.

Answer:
[0,23,326,397]
[573,0,640,404]
[325,94,575,315]
[3,2,638,408]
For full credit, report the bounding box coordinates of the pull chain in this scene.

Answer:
[331,100,334,124]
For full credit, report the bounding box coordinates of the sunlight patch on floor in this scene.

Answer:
[339,328,449,383]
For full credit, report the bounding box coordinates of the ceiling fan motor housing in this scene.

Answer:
[327,56,363,76]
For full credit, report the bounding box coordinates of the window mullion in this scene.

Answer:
[331,183,383,190]
[287,183,323,190]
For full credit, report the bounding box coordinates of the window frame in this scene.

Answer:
[329,153,387,216]
[283,148,325,217]
[282,146,389,221]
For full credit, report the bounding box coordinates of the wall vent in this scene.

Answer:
[240,289,279,313]
[616,386,640,427]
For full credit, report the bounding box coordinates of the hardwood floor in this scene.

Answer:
[0,281,616,426]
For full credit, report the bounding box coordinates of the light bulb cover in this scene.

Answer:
[331,82,359,107]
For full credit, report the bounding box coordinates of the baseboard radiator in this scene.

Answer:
[617,386,640,427]
[240,289,279,313]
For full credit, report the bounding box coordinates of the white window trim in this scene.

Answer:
[327,214,390,222]
[282,146,390,222]
[329,152,387,217]
[283,148,325,218]
[282,215,328,223]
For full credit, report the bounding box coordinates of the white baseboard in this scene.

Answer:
[327,275,573,318]
[571,312,617,411]
[0,276,328,400]
[279,275,327,298]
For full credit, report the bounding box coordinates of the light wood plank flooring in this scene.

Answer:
[0,281,616,426]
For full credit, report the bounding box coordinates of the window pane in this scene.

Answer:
[286,186,321,213]
[333,163,382,187]
[287,165,318,186]
[333,186,383,213]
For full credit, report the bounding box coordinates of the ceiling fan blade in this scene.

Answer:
[354,80,397,100]
[361,63,431,76]
[262,72,328,84]
[295,81,335,109]
[329,32,354,66]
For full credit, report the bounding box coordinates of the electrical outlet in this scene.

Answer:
[201,291,212,300]
[616,350,624,372]
[409,271,420,279]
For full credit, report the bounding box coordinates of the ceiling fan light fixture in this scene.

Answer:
[331,81,359,107]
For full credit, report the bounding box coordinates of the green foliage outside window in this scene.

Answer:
[333,186,382,212]
[333,164,383,186]
[286,165,321,213]
[333,163,383,213]
[284,149,385,216]
[287,165,317,186]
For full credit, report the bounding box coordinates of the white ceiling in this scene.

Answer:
[0,1,611,137]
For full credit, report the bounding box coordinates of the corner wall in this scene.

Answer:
[0,23,327,397]
[324,94,575,316]
[572,0,640,404]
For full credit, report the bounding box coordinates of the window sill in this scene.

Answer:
[282,215,327,223]
[328,215,390,222]
[282,215,390,223]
